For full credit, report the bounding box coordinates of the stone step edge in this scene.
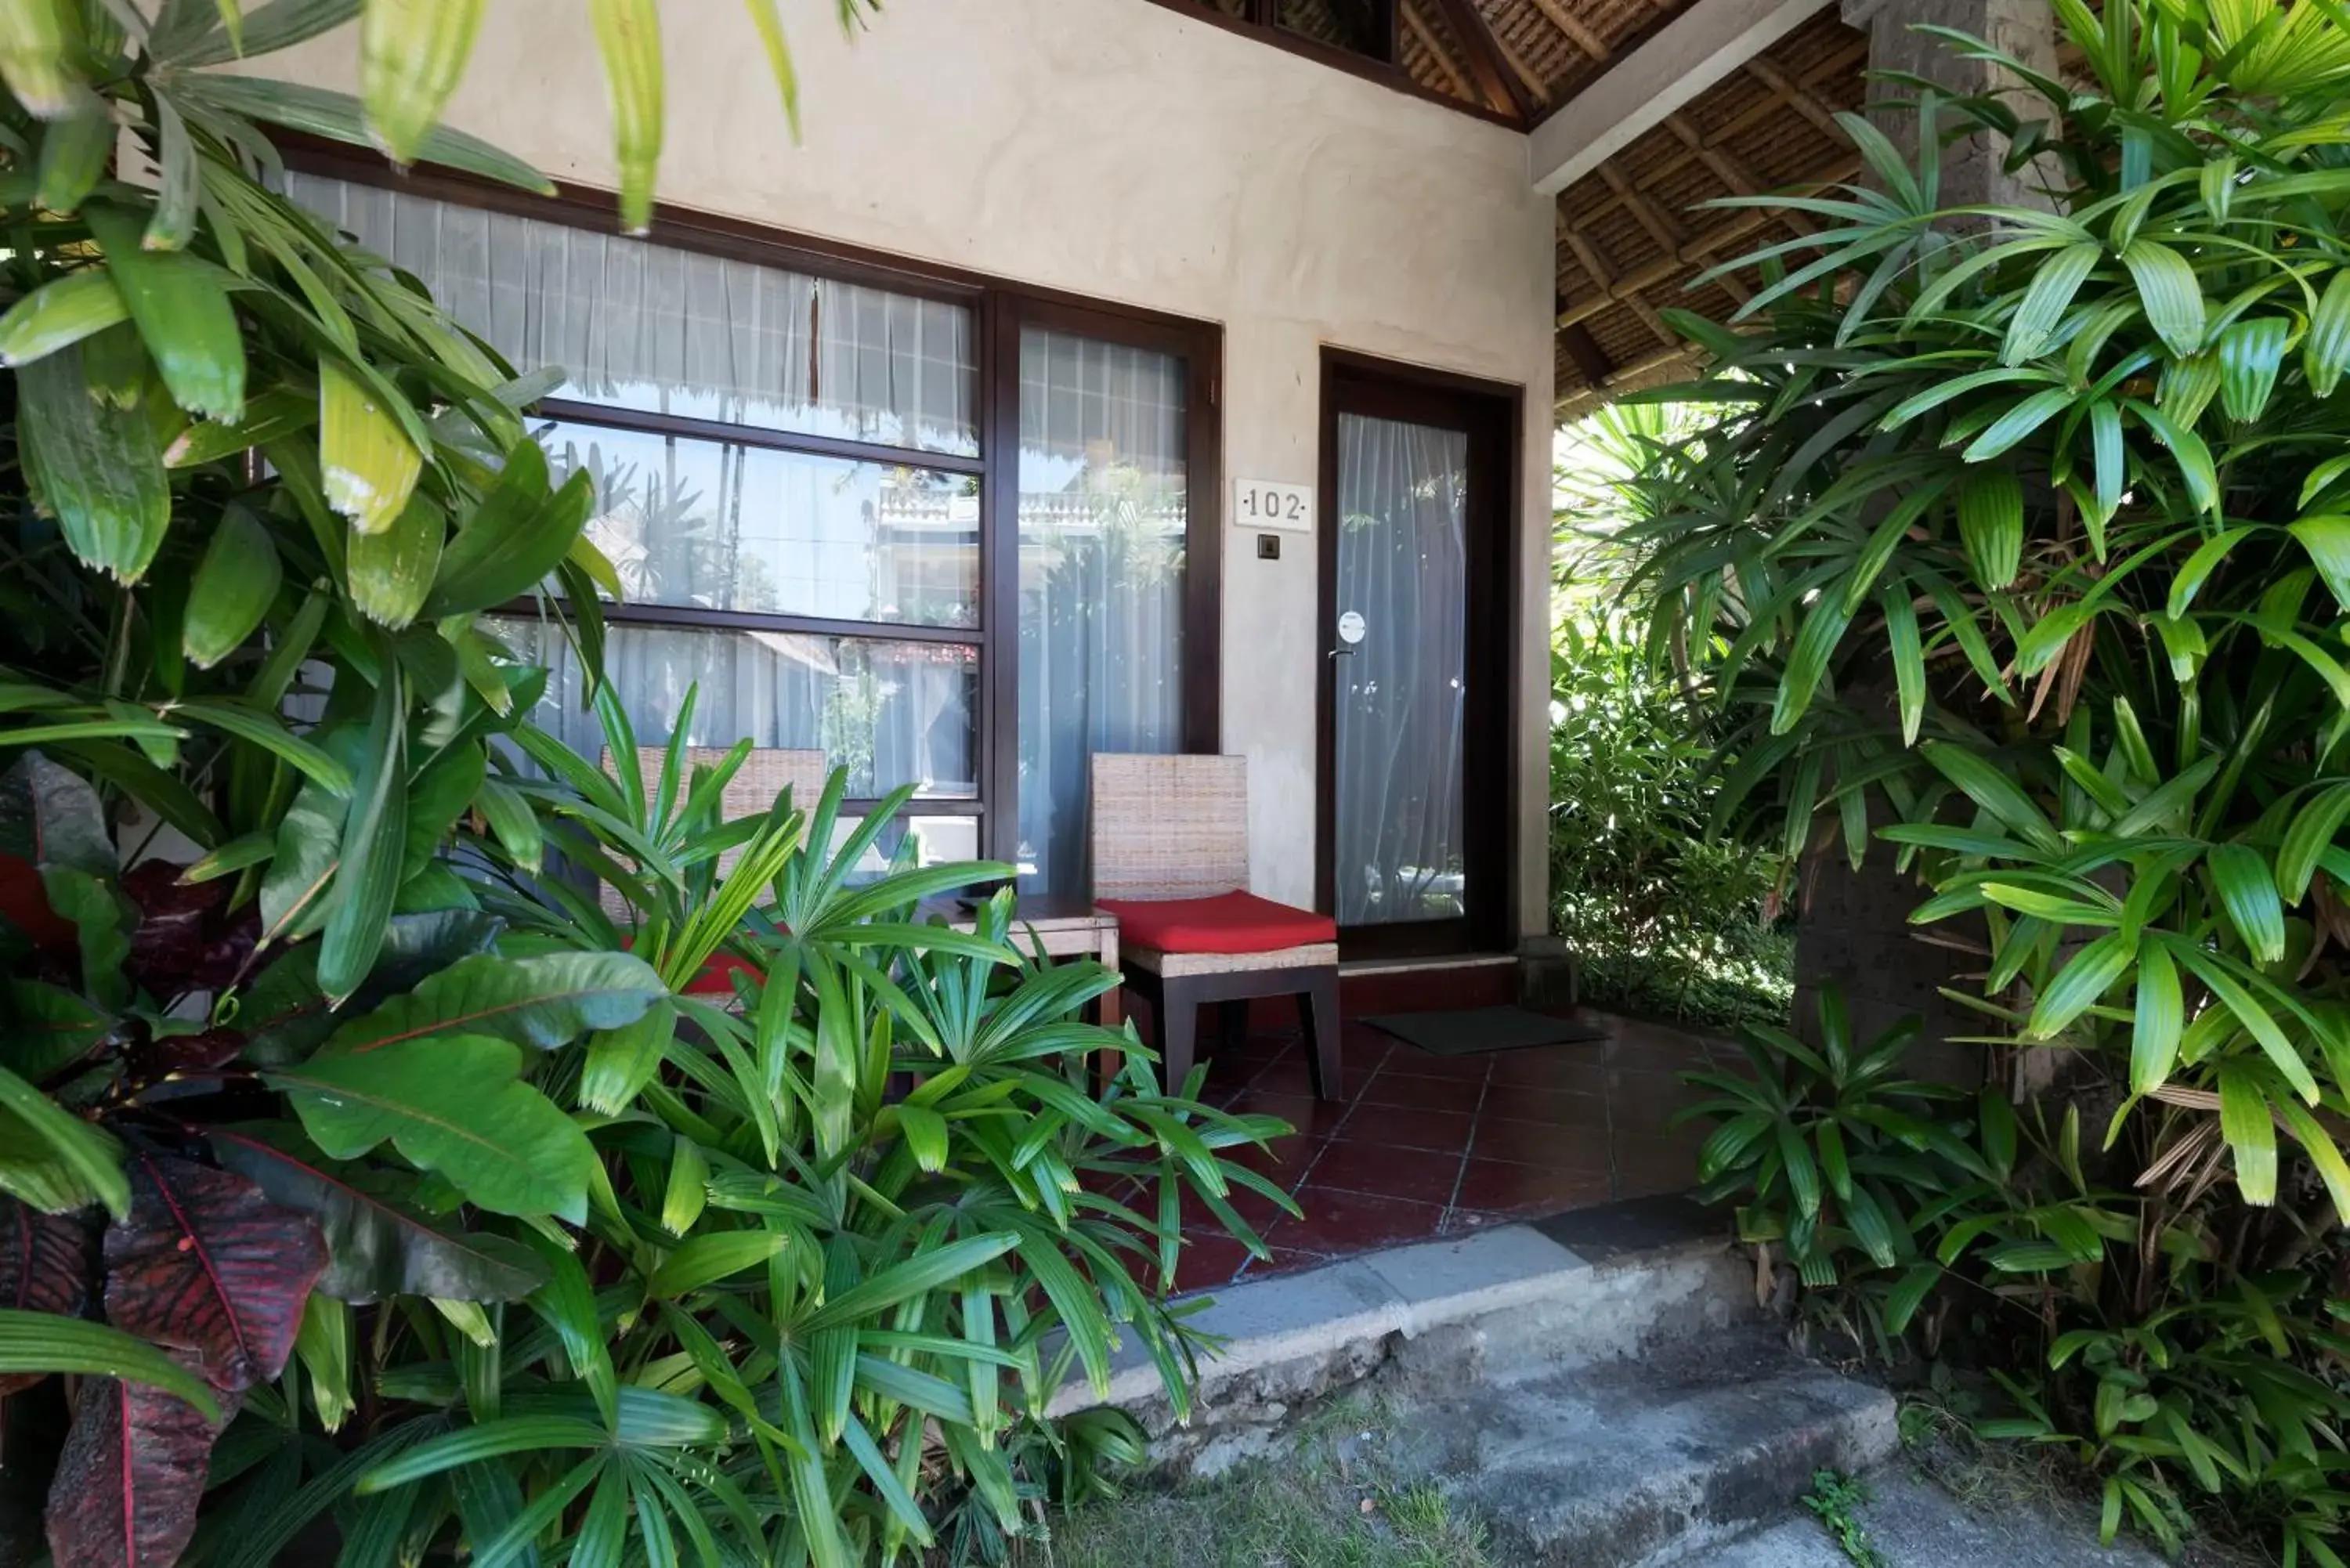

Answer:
[1477,1369,1903,1566]
[1047,1198,1732,1419]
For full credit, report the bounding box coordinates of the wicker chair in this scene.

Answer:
[597,746,827,919]
[1090,753,1342,1100]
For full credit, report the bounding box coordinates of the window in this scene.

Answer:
[1197,0,1396,63]
[289,168,1218,897]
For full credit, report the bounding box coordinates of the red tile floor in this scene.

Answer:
[1159,1002,1728,1294]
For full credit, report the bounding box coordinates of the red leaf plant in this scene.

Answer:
[38,1157,325,1568]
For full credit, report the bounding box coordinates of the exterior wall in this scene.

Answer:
[252,0,1557,936]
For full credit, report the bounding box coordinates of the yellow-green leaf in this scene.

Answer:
[34,104,111,215]
[320,357,421,535]
[2308,267,2350,398]
[2122,239,2207,356]
[2291,514,2350,612]
[81,205,245,424]
[589,0,663,234]
[346,493,445,630]
[16,341,171,585]
[1957,466,2023,591]
[0,269,130,367]
[360,0,487,165]
[0,0,96,119]
[2131,938,2182,1093]
[2217,316,2290,423]
[182,507,283,668]
[2218,1062,2277,1206]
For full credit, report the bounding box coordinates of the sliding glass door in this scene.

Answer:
[1012,326,1194,897]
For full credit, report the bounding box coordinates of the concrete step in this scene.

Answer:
[1387,1332,1898,1567]
[1681,1467,2166,1567]
[1050,1194,1900,1563]
[1049,1196,1759,1475]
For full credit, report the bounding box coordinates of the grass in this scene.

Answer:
[1800,1469,1885,1568]
[1554,897,1795,1036]
[1896,1393,2272,1568]
[1017,1394,1495,1568]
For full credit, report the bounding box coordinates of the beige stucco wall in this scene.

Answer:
[255,0,1556,938]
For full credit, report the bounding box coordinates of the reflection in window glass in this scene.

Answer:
[824,815,984,883]
[489,618,978,800]
[537,422,978,628]
[1015,329,1188,897]
[287,173,979,456]
[1278,0,1391,59]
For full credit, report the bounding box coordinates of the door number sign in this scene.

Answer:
[1234,478,1312,532]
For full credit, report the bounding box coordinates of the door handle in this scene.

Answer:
[1326,646,1357,658]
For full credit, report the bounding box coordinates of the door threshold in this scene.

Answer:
[1339,953,1517,977]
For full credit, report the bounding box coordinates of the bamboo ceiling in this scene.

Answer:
[1186,0,1872,417]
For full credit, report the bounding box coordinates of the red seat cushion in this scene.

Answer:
[684,951,762,996]
[621,936,761,997]
[1097,891,1336,956]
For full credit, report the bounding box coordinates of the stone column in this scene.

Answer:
[1838,0,2060,209]
[1790,0,2059,1088]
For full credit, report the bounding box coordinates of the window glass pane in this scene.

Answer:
[287,173,978,456]
[489,618,978,799]
[1015,328,1188,897]
[538,422,978,627]
[827,815,983,883]
[1278,0,1390,58]
[1332,414,1468,926]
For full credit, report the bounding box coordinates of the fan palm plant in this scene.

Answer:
[1626,0,2350,1552]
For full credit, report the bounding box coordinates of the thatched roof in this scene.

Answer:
[1176,0,1871,414]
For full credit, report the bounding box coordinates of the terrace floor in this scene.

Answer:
[1144,988,1729,1295]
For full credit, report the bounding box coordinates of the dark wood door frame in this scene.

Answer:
[1315,348,1522,961]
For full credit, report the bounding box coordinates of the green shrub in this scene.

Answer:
[1678,988,1980,1357]
[0,11,1278,1566]
[0,10,658,1563]
[1548,610,1792,1031]
[1624,0,2350,1555]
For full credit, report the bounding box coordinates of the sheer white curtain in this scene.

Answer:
[1015,330,1188,897]
[486,618,978,799]
[535,422,979,628]
[291,174,985,801]
[1332,414,1469,926]
[284,172,978,453]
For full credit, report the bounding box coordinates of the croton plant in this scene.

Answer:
[2,744,669,1566]
[0,0,671,1558]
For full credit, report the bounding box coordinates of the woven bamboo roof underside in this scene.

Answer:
[1186,0,1871,418]
[1550,10,1870,417]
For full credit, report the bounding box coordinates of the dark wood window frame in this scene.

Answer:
[1224,0,1397,65]
[1134,0,1517,128]
[284,144,1224,867]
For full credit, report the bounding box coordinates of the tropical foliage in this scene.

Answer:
[0,4,1280,1565]
[1630,0,2350,1555]
[1552,405,1792,1030]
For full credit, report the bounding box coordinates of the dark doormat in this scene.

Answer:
[1362,1005,1611,1057]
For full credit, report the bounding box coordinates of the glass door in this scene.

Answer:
[1318,359,1515,956]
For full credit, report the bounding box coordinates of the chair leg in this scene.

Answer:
[1160,980,1201,1096]
[1219,999,1252,1049]
[1300,971,1343,1102]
